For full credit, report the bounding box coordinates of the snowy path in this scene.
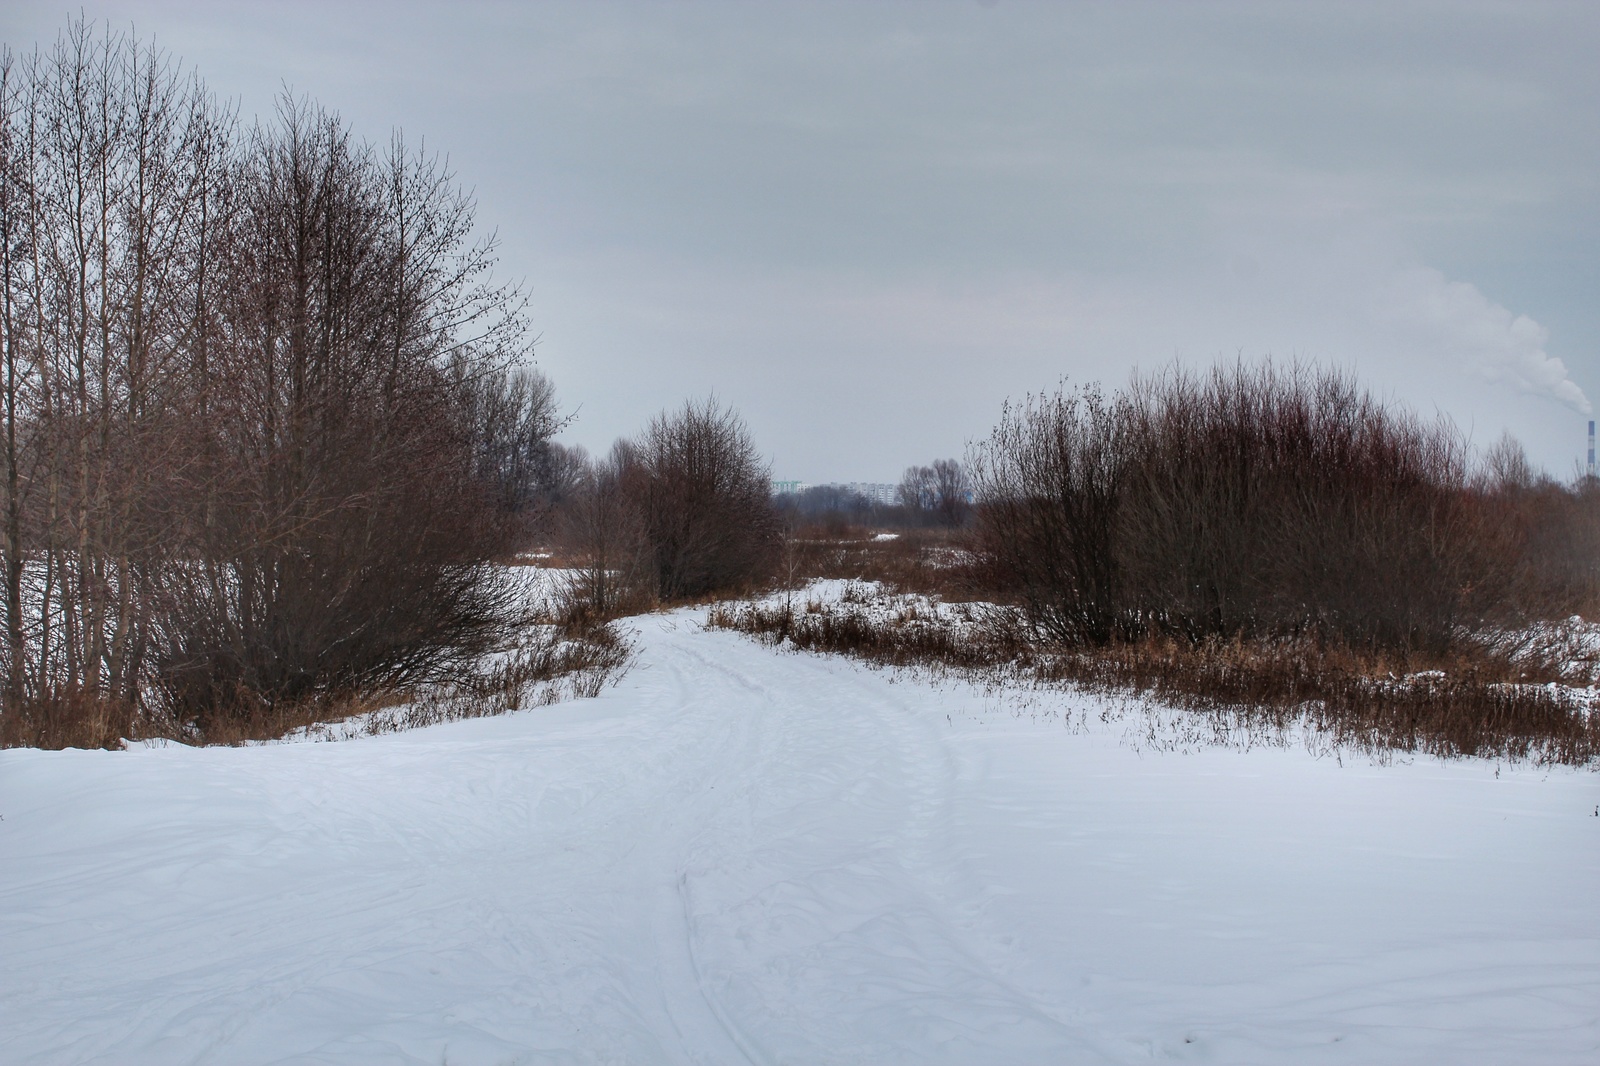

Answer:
[2,610,1597,1064]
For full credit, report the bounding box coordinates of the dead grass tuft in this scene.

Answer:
[344,619,633,738]
[0,689,141,751]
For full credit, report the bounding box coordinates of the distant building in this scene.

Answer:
[843,482,899,507]
[771,479,808,496]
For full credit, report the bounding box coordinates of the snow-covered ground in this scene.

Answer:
[2,606,1596,1065]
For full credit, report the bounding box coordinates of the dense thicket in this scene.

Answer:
[633,399,780,599]
[0,21,546,742]
[971,363,1549,653]
[558,399,779,614]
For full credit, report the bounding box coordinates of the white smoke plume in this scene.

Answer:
[1388,267,1590,415]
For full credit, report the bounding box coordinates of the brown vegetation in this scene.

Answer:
[970,364,1512,651]
[774,526,977,599]
[553,398,781,619]
[708,590,1600,766]
[711,362,1600,767]
[0,20,567,747]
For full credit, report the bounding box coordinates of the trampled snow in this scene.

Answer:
[1,608,1596,1064]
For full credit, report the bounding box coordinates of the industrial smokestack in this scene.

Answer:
[1589,420,1595,478]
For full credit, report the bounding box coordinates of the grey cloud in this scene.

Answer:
[2,0,1595,476]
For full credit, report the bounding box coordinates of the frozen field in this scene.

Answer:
[1,607,1596,1064]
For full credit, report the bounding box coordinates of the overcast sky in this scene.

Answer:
[4,1,1597,481]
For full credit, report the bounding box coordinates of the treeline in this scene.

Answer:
[971,362,1600,654]
[774,460,972,531]
[0,22,558,743]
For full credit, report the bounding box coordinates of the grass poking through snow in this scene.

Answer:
[709,583,1600,767]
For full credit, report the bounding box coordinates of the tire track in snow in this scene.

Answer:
[0,607,1104,1064]
[640,616,1104,1064]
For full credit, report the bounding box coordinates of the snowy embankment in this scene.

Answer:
[1,605,1596,1064]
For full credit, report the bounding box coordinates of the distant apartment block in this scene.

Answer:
[844,482,899,506]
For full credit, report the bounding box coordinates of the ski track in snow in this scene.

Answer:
[1,609,1597,1065]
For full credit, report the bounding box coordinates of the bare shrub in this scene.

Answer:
[969,383,1129,644]
[629,398,780,601]
[711,360,1600,766]
[1477,437,1600,620]
[1116,363,1498,652]
[349,618,634,737]
[0,687,139,750]
[971,363,1505,655]
[136,568,637,746]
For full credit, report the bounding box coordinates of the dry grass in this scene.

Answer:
[708,586,1600,767]
[780,526,981,600]
[334,619,633,739]
[0,689,141,751]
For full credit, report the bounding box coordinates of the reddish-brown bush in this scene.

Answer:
[970,363,1519,654]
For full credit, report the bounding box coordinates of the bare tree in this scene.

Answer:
[144,95,531,730]
[0,16,555,745]
[0,22,233,741]
[930,458,970,527]
[631,397,780,601]
[896,464,936,519]
[540,441,590,509]
[459,362,566,528]
[557,443,652,621]
[0,47,34,714]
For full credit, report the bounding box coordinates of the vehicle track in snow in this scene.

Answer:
[643,620,1101,1064]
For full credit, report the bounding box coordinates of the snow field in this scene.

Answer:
[1,606,1596,1064]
